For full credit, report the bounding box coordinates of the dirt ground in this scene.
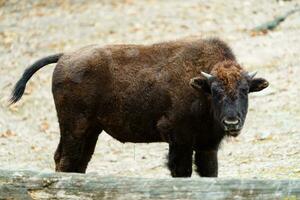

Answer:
[0,0,299,179]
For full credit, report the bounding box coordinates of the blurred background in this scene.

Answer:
[0,0,299,179]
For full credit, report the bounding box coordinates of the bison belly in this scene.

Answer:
[98,81,172,143]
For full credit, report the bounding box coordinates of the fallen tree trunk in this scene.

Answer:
[0,170,299,200]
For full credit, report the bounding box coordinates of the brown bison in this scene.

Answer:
[10,38,269,177]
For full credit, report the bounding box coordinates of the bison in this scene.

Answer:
[10,38,269,177]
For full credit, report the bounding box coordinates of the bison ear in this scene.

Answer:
[189,77,210,93]
[249,78,269,92]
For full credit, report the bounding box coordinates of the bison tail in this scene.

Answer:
[9,53,63,104]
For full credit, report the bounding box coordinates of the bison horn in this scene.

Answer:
[201,71,213,79]
[248,71,257,79]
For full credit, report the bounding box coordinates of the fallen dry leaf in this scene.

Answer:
[0,129,16,138]
[39,120,49,133]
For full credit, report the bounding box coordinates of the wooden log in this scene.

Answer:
[0,170,299,200]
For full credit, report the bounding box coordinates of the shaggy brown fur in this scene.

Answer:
[211,60,243,96]
[11,37,268,177]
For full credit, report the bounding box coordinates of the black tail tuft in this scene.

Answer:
[9,53,63,104]
[9,80,26,104]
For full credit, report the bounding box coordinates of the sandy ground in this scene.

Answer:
[0,0,299,179]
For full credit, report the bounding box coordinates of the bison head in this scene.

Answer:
[190,61,269,137]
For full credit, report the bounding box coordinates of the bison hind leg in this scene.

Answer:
[53,96,102,173]
[54,122,102,173]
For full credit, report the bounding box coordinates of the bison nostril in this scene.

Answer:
[223,118,240,126]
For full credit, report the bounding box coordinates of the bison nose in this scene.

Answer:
[222,117,240,131]
[223,118,240,126]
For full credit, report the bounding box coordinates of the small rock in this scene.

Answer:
[255,132,273,140]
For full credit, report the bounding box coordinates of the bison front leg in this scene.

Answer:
[194,150,218,177]
[167,142,193,177]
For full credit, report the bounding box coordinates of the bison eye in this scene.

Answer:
[240,87,249,95]
[240,87,249,94]
[212,87,224,99]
